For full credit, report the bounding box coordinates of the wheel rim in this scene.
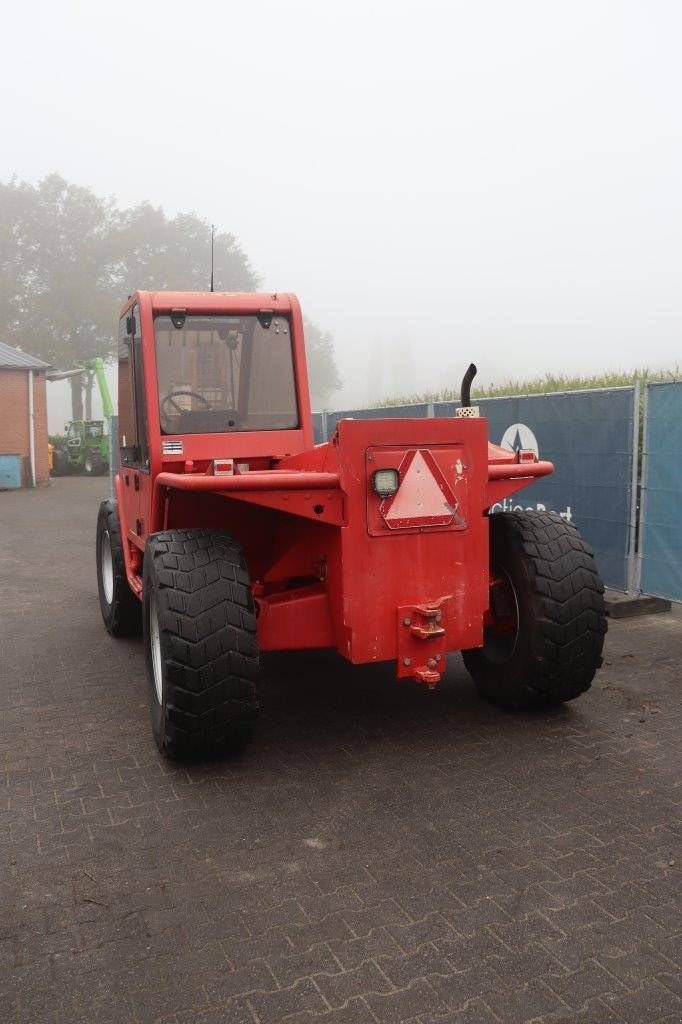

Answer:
[101,531,114,605]
[149,590,164,705]
[482,566,519,662]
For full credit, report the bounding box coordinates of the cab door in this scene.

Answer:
[117,305,149,541]
[131,306,151,538]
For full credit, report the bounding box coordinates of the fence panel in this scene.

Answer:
[324,404,430,439]
[638,381,682,601]
[443,390,636,591]
[312,412,325,445]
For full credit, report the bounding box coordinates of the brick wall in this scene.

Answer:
[0,369,50,485]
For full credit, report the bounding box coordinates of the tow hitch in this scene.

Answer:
[397,597,451,688]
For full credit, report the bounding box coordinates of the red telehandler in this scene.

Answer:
[96,291,606,757]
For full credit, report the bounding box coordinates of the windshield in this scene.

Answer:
[155,313,298,435]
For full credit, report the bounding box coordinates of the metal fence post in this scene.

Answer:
[626,382,640,594]
[634,383,650,594]
[321,409,328,443]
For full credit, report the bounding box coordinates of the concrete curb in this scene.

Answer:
[605,589,672,618]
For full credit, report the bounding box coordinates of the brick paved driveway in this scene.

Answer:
[1,477,680,1024]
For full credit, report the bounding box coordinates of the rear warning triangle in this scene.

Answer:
[381,449,462,529]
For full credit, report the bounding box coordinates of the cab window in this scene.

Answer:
[118,312,137,467]
[155,314,298,434]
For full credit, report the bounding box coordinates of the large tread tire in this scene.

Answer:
[463,511,607,709]
[143,529,259,759]
[51,451,70,476]
[96,500,142,637]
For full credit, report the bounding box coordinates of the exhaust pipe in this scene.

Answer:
[460,363,477,408]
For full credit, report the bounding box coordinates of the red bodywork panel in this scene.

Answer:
[116,290,553,687]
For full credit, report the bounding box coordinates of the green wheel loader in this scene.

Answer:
[50,358,113,476]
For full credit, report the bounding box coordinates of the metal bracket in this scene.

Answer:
[397,596,451,689]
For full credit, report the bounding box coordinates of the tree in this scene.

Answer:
[0,174,120,369]
[303,318,342,409]
[0,173,341,415]
[112,203,259,294]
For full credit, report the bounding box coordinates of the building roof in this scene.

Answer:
[0,340,50,370]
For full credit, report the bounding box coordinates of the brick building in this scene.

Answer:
[0,341,50,486]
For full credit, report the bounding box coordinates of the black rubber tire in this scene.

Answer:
[50,450,70,476]
[463,511,607,709]
[143,529,259,759]
[96,499,142,637]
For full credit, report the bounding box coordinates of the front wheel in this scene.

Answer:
[96,500,142,637]
[143,529,259,759]
[84,451,103,475]
[463,511,607,709]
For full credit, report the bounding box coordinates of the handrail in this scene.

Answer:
[155,470,340,492]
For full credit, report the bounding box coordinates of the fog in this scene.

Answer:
[4,0,681,430]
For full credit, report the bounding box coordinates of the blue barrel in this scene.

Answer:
[0,454,22,489]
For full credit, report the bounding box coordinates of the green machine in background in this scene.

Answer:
[51,358,114,476]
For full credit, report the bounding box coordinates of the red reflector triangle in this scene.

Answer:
[381,449,460,529]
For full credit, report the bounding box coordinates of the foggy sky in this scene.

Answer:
[3,0,681,432]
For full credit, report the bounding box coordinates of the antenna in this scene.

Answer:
[209,223,215,292]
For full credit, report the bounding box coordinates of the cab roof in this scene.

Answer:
[122,291,296,316]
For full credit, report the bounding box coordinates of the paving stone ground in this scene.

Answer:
[0,476,680,1024]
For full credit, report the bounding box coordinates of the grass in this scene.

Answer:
[373,367,680,407]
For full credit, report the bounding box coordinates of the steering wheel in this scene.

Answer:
[161,390,213,416]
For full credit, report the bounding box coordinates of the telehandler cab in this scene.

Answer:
[96,291,606,758]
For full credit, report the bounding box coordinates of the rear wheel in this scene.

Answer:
[463,511,607,708]
[143,529,259,759]
[96,500,142,637]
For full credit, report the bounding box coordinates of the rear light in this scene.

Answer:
[372,468,400,496]
[213,458,234,475]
